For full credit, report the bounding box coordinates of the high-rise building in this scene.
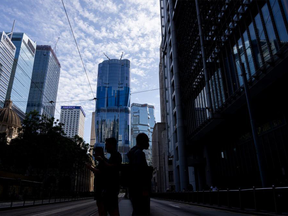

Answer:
[95,59,130,162]
[152,123,173,192]
[160,0,288,191]
[90,111,96,147]
[26,45,60,118]
[131,103,155,165]
[60,106,85,138]
[89,111,96,192]
[0,32,16,108]
[6,33,36,120]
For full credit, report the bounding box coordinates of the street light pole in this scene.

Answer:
[240,62,267,187]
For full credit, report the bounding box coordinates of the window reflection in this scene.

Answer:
[243,31,256,79]
[233,43,242,86]
[261,4,278,55]
[270,0,288,44]
[254,12,271,62]
[281,0,288,22]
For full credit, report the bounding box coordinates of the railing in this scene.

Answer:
[0,177,93,210]
[152,186,288,215]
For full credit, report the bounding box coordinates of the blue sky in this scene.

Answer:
[0,0,161,143]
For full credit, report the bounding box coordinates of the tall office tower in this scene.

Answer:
[131,103,155,165]
[89,111,96,192]
[0,32,16,108]
[6,33,36,120]
[60,106,85,139]
[90,112,96,147]
[95,59,130,162]
[26,45,61,118]
[160,0,288,191]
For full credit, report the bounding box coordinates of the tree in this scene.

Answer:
[1,111,91,185]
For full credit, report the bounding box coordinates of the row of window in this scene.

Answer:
[190,0,288,131]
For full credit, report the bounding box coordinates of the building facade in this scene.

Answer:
[6,33,36,120]
[0,32,16,109]
[60,106,86,139]
[26,45,61,118]
[152,122,173,192]
[131,103,155,165]
[95,59,130,162]
[160,0,288,190]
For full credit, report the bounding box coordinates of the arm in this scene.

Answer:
[85,163,100,173]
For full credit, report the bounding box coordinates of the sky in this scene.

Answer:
[0,0,161,143]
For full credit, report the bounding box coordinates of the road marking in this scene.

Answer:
[169,204,180,208]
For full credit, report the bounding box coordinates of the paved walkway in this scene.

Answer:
[119,198,133,216]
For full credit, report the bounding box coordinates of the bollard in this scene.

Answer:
[253,186,258,211]
[10,187,15,208]
[227,188,230,208]
[203,190,205,204]
[23,189,27,206]
[209,189,212,205]
[239,188,243,210]
[217,188,220,206]
[272,185,278,214]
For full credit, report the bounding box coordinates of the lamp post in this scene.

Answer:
[240,62,267,187]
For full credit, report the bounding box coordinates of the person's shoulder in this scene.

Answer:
[110,151,122,163]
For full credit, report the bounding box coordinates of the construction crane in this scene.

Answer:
[120,52,124,60]
[104,53,110,60]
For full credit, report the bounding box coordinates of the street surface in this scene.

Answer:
[150,199,256,216]
[0,197,256,216]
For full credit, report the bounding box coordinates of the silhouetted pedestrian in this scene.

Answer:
[86,147,107,215]
[86,138,122,216]
[127,133,152,216]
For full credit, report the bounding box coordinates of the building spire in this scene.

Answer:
[6,20,16,39]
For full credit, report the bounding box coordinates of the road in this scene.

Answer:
[0,198,256,216]
[150,199,256,216]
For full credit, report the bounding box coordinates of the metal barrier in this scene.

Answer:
[0,177,93,209]
[152,186,288,215]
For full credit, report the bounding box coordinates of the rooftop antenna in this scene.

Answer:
[103,53,110,60]
[54,36,60,53]
[7,20,16,39]
[120,52,123,60]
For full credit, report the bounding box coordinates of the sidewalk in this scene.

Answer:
[119,197,133,216]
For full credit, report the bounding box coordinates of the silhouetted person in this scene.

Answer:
[127,133,152,216]
[86,147,107,215]
[86,138,122,216]
[98,138,122,216]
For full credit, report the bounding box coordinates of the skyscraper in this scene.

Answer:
[0,32,16,108]
[95,59,130,162]
[26,45,61,118]
[6,33,36,120]
[131,103,155,165]
[60,106,86,139]
[160,0,288,190]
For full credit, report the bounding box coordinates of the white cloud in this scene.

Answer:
[0,0,161,142]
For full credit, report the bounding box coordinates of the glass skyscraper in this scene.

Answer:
[26,45,61,118]
[95,59,130,162]
[0,32,16,108]
[6,33,36,120]
[131,103,156,165]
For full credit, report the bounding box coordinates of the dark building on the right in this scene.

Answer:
[160,0,288,191]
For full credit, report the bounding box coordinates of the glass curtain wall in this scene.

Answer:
[190,0,288,133]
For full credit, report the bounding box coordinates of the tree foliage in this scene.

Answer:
[0,111,90,182]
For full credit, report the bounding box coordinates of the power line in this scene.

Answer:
[6,87,163,104]
[61,0,95,99]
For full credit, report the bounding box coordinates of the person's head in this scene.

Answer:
[105,137,117,153]
[93,146,104,157]
[136,133,149,150]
